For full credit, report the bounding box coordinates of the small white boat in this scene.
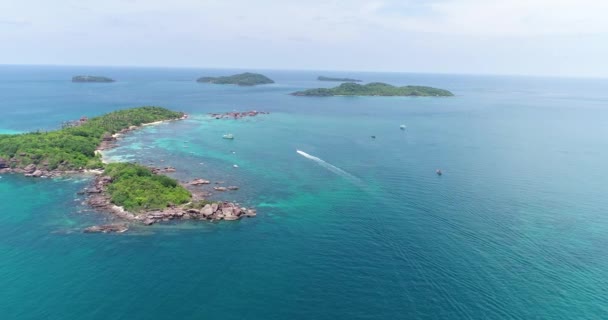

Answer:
[233,164,239,168]
[400,124,406,130]
[223,134,234,139]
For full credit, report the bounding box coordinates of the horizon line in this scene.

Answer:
[0,63,606,80]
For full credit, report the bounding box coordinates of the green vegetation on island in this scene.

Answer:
[317,76,362,82]
[0,106,184,170]
[72,75,115,83]
[196,72,274,86]
[291,82,454,97]
[104,163,191,212]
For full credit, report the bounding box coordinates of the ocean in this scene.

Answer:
[1,65,607,319]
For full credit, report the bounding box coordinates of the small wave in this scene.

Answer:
[296,149,362,185]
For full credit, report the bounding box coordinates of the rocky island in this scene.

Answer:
[0,106,256,232]
[196,72,274,86]
[317,76,362,82]
[72,75,115,83]
[86,163,256,227]
[291,82,454,97]
[210,110,269,120]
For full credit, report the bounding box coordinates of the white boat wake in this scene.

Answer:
[296,149,362,184]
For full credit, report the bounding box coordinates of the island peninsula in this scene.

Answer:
[0,107,256,231]
[292,82,454,97]
[196,72,274,86]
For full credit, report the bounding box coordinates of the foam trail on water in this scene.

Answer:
[296,149,363,185]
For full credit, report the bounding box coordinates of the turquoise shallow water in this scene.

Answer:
[1,66,608,319]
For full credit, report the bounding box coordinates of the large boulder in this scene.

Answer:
[224,213,240,221]
[222,205,240,221]
[221,207,234,216]
[100,176,113,184]
[187,208,200,215]
[23,164,36,173]
[143,218,156,225]
[201,204,214,217]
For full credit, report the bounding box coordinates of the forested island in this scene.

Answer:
[196,72,274,86]
[0,107,183,172]
[291,82,454,97]
[72,75,115,83]
[317,76,362,82]
[0,106,257,230]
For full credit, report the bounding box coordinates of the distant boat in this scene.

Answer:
[436,169,442,176]
[223,134,234,139]
[233,164,239,168]
[400,124,406,130]
[371,135,376,139]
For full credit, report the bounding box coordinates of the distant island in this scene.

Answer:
[72,75,115,83]
[196,72,274,86]
[291,82,454,97]
[0,106,256,231]
[318,76,362,82]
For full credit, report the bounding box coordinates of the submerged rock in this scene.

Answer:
[83,224,128,233]
[189,178,211,185]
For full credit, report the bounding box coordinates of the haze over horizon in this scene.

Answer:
[2,0,607,78]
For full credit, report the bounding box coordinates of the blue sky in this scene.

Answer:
[1,0,607,77]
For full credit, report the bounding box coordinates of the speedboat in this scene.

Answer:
[400,124,406,130]
[436,169,442,176]
[222,134,234,139]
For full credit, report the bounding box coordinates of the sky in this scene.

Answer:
[1,0,608,77]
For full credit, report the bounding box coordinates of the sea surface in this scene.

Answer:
[1,65,607,319]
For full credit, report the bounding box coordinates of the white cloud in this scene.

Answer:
[382,0,608,36]
[3,0,608,39]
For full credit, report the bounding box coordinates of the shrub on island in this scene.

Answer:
[104,163,191,212]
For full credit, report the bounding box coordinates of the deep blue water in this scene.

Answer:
[1,65,608,319]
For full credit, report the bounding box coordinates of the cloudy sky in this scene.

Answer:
[1,0,607,77]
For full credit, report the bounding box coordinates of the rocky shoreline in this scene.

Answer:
[0,161,96,178]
